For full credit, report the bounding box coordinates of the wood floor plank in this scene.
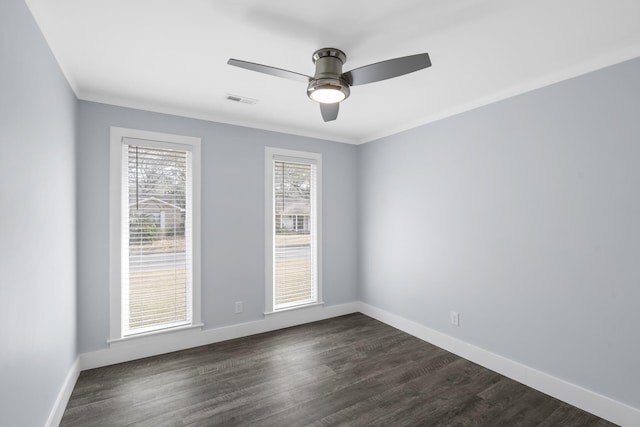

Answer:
[60,313,617,426]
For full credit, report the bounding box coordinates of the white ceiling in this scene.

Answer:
[25,0,640,144]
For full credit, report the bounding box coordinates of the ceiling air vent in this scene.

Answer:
[226,94,258,105]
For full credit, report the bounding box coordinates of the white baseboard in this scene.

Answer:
[45,357,80,427]
[358,302,640,427]
[80,302,359,371]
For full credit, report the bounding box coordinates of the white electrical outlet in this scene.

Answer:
[450,311,460,327]
[235,301,243,314]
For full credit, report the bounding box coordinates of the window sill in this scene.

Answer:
[108,323,204,346]
[264,301,325,316]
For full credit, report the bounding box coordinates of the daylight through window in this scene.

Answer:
[266,148,322,313]
[122,143,193,335]
[110,128,201,340]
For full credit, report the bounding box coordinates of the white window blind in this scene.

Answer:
[121,139,193,336]
[273,158,318,310]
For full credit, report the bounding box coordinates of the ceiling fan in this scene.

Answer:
[227,48,432,122]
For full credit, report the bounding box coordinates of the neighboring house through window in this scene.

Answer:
[265,147,322,313]
[109,127,202,340]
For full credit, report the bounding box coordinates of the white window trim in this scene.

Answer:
[109,126,202,342]
[264,147,323,315]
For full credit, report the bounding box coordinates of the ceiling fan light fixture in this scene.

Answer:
[307,78,350,104]
[309,87,346,103]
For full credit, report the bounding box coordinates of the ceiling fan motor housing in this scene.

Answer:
[307,48,350,103]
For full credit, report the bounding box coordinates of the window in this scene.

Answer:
[110,127,201,340]
[265,147,322,313]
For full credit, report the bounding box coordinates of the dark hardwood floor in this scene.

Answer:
[61,314,616,426]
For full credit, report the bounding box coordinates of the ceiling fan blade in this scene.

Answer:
[320,103,339,122]
[227,59,311,83]
[342,53,431,86]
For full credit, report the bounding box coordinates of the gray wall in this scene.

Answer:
[0,0,78,425]
[76,101,359,353]
[359,57,640,408]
